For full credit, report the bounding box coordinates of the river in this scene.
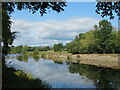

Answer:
[4,54,120,88]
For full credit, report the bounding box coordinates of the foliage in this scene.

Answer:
[33,47,39,55]
[3,2,67,16]
[53,43,63,52]
[94,20,113,53]
[67,41,79,54]
[2,9,17,54]
[10,45,22,53]
[10,46,52,54]
[44,46,51,51]
[28,46,51,51]
[96,2,120,19]
[67,20,119,54]
[22,45,28,54]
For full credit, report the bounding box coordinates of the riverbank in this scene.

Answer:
[36,51,119,69]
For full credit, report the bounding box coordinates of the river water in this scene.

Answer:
[5,54,120,88]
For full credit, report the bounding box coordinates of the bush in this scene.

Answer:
[67,56,72,60]
[76,55,80,58]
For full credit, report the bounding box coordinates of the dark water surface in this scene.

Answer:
[5,54,120,88]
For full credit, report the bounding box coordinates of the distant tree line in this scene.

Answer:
[10,45,51,54]
[53,43,66,52]
[66,20,120,54]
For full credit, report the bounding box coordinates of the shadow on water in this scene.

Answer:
[2,56,51,88]
[68,63,120,88]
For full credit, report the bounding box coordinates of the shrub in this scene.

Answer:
[67,56,72,60]
[76,55,80,58]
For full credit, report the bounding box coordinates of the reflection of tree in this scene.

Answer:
[17,55,28,62]
[17,54,40,62]
[33,55,40,62]
[96,68,120,88]
[54,61,63,64]
[68,63,80,74]
[65,62,71,65]
[68,63,120,88]
[22,55,28,62]
[17,55,22,61]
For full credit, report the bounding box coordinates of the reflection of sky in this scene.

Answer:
[5,55,96,88]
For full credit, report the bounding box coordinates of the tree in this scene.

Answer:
[10,45,22,53]
[53,43,63,52]
[67,41,79,54]
[2,9,17,54]
[110,30,120,53]
[67,20,119,54]
[22,45,28,54]
[33,47,39,55]
[44,46,50,51]
[53,44,58,52]
[94,20,113,53]
[57,43,63,51]
[96,2,120,19]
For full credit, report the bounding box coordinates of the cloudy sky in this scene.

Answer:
[11,2,118,46]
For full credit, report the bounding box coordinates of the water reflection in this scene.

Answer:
[32,55,40,62]
[54,61,63,64]
[17,54,40,62]
[17,55,28,62]
[68,63,120,88]
[5,54,120,88]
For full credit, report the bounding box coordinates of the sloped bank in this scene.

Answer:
[39,53,119,69]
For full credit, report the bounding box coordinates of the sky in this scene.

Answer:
[11,2,118,47]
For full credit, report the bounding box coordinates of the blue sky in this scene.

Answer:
[11,2,118,46]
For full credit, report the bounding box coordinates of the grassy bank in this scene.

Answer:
[32,51,119,69]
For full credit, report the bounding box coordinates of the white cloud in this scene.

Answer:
[11,17,99,46]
